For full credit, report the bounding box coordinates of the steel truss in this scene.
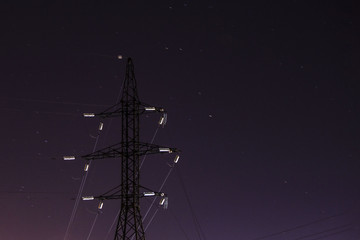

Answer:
[82,58,179,240]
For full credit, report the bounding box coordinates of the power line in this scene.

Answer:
[0,107,82,117]
[139,126,160,169]
[168,208,191,240]
[0,191,74,195]
[104,210,120,240]
[293,223,353,240]
[142,158,175,222]
[0,96,109,107]
[305,227,353,240]
[144,208,159,232]
[176,168,207,240]
[131,162,177,240]
[63,133,101,240]
[86,210,102,240]
[250,212,349,240]
[98,78,128,240]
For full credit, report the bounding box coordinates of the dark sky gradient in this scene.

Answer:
[1,1,360,239]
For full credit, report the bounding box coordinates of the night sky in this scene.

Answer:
[1,1,360,239]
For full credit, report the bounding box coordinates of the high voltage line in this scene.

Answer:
[250,212,348,240]
[0,96,110,107]
[63,133,100,240]
[250,210,358,240]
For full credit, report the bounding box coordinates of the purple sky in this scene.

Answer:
[1,1,360,239]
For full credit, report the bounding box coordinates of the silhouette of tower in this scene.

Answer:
[81,58,179,240]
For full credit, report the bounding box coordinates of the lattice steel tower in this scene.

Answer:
[81,58,179,240]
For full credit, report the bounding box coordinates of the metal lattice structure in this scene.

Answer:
[81,58,179,240]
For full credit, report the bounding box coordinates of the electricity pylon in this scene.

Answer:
[81,58,179,240]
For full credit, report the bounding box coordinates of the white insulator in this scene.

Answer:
[160,196,169,209]
[159,113,168,126]
[143,192,156,196]
[99,122,104,131]
[164,197,169,209]
[82,196,94,200]
[145,107,156,111]
[63,156,75,161]
[159,116,165,125]
[174,155,180,163]
[84,163,89,172]
[159,148,172,153]
[83,113,95,118]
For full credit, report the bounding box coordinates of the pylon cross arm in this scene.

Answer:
[85,102,165,119]
[138,142,180,155]
[81,142,124,160]
[81,142,179,160]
